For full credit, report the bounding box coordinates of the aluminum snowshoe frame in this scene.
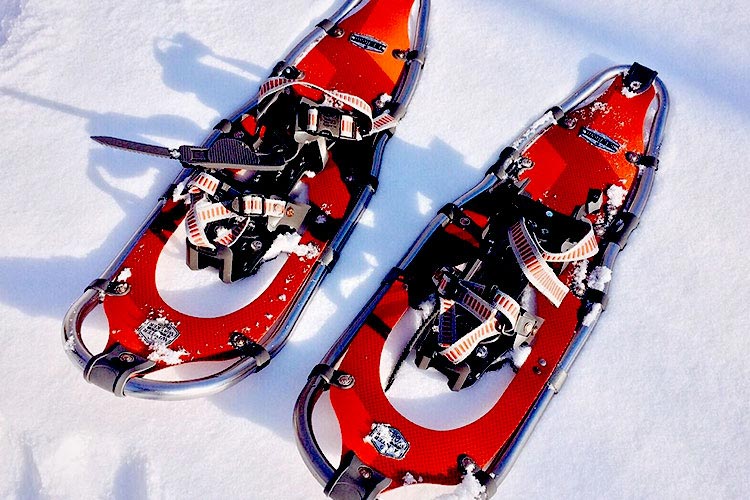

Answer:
[294,64,669,497]
[62,0,431,400]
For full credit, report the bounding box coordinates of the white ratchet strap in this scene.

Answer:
[439,216,598,364]
[259,77,398,136]
[509,218,599,307]
[185,172,296,250]
[436,272,523,365]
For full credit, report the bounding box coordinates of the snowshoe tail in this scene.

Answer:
[294,63,669,497]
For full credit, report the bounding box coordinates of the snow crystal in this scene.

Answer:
[512,343,532,368]
[172,181,187,202]
[587,266,612,291]
[402,472,422,485]
[116,268,132,282]
[278,294,287,302]
[570,259,589,297]
[582,303,603,327]
[64,336,76,351]
[606,184,628,213]
[147,345,189,365]
[621,87,639,99]
[591,101,610,113]
[375,93,393,109]
[434,469,485,500]
[262,232,319,261]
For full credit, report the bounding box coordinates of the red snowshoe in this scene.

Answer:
[295,63,669,498]
[63,0,430,399]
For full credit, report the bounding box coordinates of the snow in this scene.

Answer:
[581,303,603,328]
[147,345,189,366]
[587,265,613,292]
[570,259,589,297]
[434,469,485,500]
[263,232,320,261]
[1,0,749,499]
[606,183,628,210]
[402,472,422,485]
[115,267,131,282]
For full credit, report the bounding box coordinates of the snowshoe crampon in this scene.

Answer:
[62,0,430,399]
[295,63,669,498]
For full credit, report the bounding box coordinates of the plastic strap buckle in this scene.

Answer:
[83,343,156,397]
[324,451,390,500]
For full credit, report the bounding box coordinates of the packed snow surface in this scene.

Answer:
[1,1,749,499]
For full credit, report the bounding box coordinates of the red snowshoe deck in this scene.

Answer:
[63,0,430,399]
[295,64,668,498]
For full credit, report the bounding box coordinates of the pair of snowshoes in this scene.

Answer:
[62,0,669,497]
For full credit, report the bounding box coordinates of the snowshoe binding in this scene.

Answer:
[63,0,430,399]
[295,63,669,498]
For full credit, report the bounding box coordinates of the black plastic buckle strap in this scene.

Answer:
[546,105,579,129]
[405,49,426,65]
[438,303,459,346]
[439,203,485,242]
[583,287,609,310]
[486,146,517,176]
[325,451,390,500]
[229,332,271,370]
[84,343,156,397]
[317,19,335,33]
[309,364,355,390]
[626,151,659,170]
[86,278,130,297]
[605,210,640,250]
[178,139,286,171]
[624,62,658,95]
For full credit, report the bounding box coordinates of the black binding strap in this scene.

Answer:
[229,332,271,370]
[84,344,156,397]
[405,49,426,65]
[583,288,609,310]
[317,19,335,32]
[325,451,390,500]
[605,210,640,249]
[623,62,658,95]
[308,364,355,389]
[626,151,659,170]
[439,203,485,242]
[486,147,517,176]
[548,105,565,122]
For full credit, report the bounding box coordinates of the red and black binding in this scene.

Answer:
[295,63,669,498]
[63,0,430,399]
